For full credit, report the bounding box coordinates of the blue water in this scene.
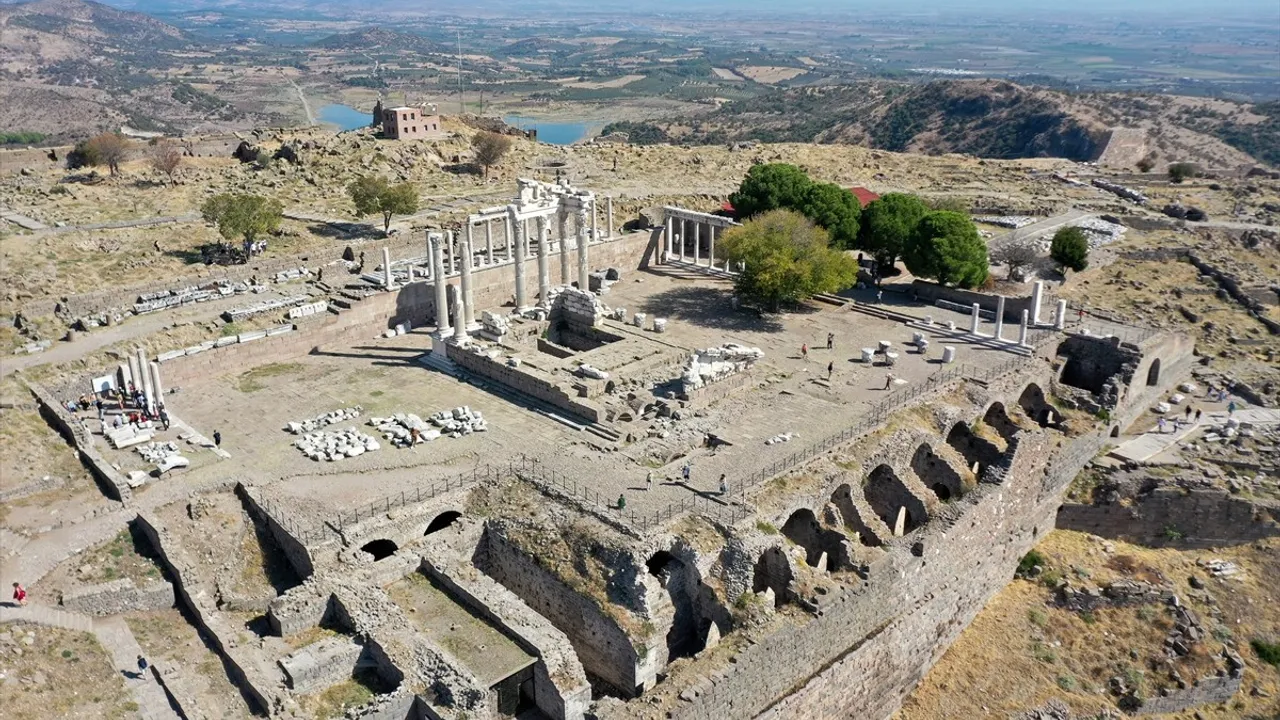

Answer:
[318,104,372,132]
[503,115,590,145]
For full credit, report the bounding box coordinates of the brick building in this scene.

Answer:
[382,106,442,140]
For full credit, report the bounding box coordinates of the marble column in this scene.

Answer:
[148,362,164,410]
[665,215,674,263]
[431,234,449,334]
[136,347,154,414]
[465,222,474,268]
[1019,309,1029,346]
[970,303,981,334]
[708,225,716,268]
[452,297,468,344]
[1054,299,1067,330]
[591,199,598,245]
[536,215,550,308]
[445,232,454,276]
[1031,281,1044,325]
[693,222,701,266]
[460,234,476,328]
[994,296,1006,341]
[512,211,529,311]
[606,196,614,238]
[576,207,590,289]
[677,218,685,262]
[505,216,514,262]
[382,247,393,289]
[485,221,494,266]
[558,209,571,284]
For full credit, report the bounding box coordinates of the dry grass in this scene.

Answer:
[898,531,1280,719]
[125,608,253,718]
[0,626,135,719]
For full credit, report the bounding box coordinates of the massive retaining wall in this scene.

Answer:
[1056,488,1280,548]
[60,577,174,616]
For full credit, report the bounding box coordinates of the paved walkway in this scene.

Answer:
[0,604,181,719]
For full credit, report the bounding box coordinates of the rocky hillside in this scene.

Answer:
[606,80,1276,170]
[311,27,439,54]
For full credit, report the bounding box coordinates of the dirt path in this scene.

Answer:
[287,75,316,126]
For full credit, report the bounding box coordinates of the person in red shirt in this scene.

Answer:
[12,582,27,606]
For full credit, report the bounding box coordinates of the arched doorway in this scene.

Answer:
[360,539,398,561]
[1146,358,1161,387]
[645,550,705,660]
[946,421,1003,476]
[1018,383,1060,428]
[830,484,883,547]
[863,465,928,535]
[424,511,461,536]
[911,443,965,501]
[752,547,793,607]
[982,402,1019,444]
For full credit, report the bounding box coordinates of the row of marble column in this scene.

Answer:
[966,282,1068,347]
[125,348,163,415]
[663,215,735,272]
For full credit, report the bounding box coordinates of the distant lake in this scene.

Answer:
[318,104,371,132]
[503,115,591,145]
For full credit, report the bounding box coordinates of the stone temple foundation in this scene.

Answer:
[39,181,1224,720]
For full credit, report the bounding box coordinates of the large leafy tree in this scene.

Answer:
[67,133,131,176]
[471,131,513,179]
[728,163,813,218]
[348,175,420,233]
[201,193,283,251]
[857,192,929,272]
[903,210,989,288]
[1050,226,1089,273]
[718,209,859,311]
[799,182,861,250]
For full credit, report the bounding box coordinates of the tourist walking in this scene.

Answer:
[11,582,27,606]
[681,462,692,483]
[213,430,222,447]
[1184,405,1192,421]
[137,655,149,674]
[617,494,626,510]
[801,343,808,361]
[826,332,834,350]
[1195,408,1203,422]
[1157,417,1166,433]
[646,470,654,490]
[159,406,170,431]
[884,373,895,390]
[1228,400,1237,416]
[719,474,728,495]
[827,361,834,381]
[876,290,883,304]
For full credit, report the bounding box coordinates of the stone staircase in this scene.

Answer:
[0,603,95,632]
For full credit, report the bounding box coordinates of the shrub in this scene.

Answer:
[1251,639,1280,668]
[1050,226,1089,273]
[1017,549,1047,576]
[1056,674,1076,690]
[1028,607,1049,627]
[1168,162,1197,183]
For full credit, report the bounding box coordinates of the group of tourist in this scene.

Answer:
[69,383,170,432]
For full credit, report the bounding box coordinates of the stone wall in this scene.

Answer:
[1055,488,1280,548]
[240,486,321,580]
[911,280,1036,322]
[0,145,70,175]
[278,636,363,692]
[26,380,131,501]
[1136,673,1243,715]
[60,577,174,616]
[447,344,602,423]
[479,527,649,696]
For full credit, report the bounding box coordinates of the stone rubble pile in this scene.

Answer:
[135,441,181,463]
[273,267,312,283]
[294,428,381,461]
[134,280,253,315]
[577,364,609,380]
[368,413,442,447]
[1201,558,1239,578]
[681,343,765,392]
[974,215,1037,228]
[480,311,510,339]
[765,432,795,446]
[428,406,489,436]
[1091,178,1148,204]
[548,286,607,326]
[224,294,311,323]
[285,407,363,434]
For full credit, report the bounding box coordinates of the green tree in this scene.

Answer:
[67,133,131,175]
[1168,162,1197,183]
[857,192,929,272]
[903,210,989,288]
[347,176,420,234]
[728,163,813,219]
[717,209,858,311]
[471,131,513,179]
[1050,226,1089,273]
[799,182,861,249]
[200,193,283,251]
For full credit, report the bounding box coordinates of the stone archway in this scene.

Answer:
[911,443,965,501]
[1018,383,1060,428]
[830,484,884,547]
[360,539,398,561]
[946,421,1003,475]
[1146,358,1161,387]
[862,465,928,536]
[982,402,1020,444]
[645,550,706,661]
[424,511,462,536]
[780,509,851,571]
[752,547,793,607]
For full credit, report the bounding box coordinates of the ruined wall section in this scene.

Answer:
[60,577,174,616]
[478,525,651,696]
[1056,488,1279,548]
[655,430,1060,720]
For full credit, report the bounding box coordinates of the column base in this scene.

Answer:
[430,333,451,357]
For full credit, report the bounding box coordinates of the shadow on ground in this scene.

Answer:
[636,285,786,333]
